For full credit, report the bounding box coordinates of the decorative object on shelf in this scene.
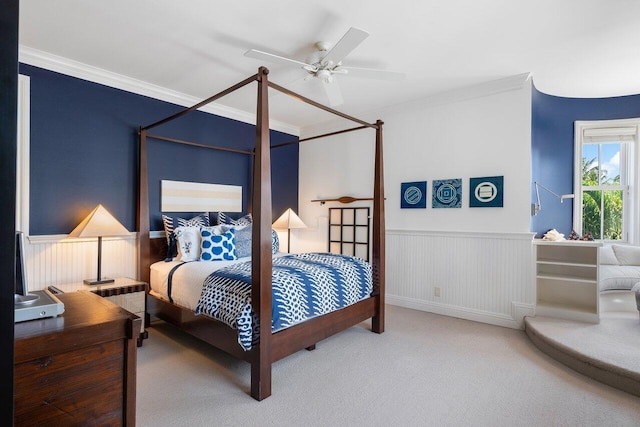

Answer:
[567,229,594,241]
[531,181,574,216]
[272,208,307,253]
[69,204,130,285]
[401,181,427,209]
[542,228,566,241]
[311,196,374,205]
[470,176,504,208]
[582,232,594,241]
[432,178,462,208]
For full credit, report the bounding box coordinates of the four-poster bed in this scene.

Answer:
[137,67,385,400]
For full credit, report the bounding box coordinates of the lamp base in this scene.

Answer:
[83,278,115,286]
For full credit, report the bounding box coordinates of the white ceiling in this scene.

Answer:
[19,0,640,130]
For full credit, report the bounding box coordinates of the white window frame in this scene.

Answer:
[16,74,30,235]
[574,119,639,244]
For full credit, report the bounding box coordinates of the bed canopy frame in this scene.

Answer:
[137,67,385,400]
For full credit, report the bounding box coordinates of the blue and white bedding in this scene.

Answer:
[194,253,373,351]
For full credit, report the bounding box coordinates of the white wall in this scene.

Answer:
[24,234,137,291]
[297,74,536,328]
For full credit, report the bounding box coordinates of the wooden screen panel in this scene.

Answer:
[328,207,370,261]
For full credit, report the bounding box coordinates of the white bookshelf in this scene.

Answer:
[534,240,601,323]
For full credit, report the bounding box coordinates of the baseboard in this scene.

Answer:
[387,295,533,330]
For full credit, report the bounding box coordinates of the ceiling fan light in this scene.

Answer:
[317,69,332,83]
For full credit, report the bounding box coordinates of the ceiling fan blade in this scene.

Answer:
[322,79,344,107]
[340,66,406,82]
[244,49,314,70]
[322,27,369,65]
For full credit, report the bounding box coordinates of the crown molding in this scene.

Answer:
[19,45,300,136]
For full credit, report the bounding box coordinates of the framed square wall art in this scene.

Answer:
[432,178,462,208]
[469,176,503,207]
[401,181,427,208]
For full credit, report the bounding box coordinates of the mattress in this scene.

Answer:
[150,256,257,310]
[150,252,373,350]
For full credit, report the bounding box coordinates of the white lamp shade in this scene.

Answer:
[272,208,306,230]
[69,204,129,237]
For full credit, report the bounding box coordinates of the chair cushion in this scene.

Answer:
[599,265,640,291]
[599,245,619,265]
[612,244,640,266]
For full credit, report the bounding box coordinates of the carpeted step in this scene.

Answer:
[524,315,640,397]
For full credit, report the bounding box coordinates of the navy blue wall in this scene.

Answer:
[19,64,299,235]
[531,84,640,237]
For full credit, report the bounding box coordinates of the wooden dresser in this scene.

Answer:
[14,291,141,426]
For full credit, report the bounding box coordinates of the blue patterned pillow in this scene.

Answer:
[235,225,279,258]
[235,226,252,258]
[217,212,253,226]
[271,229,279,254]
[200,229,237,261]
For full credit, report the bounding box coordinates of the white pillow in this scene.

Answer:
[599,245,619,265]
[612,244,640,266]
[173,226,201,262]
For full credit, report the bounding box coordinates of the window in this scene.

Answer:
[574,120,639,243]
[16,74,30,235]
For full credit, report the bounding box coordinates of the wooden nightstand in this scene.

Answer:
[14,291,140,426]
[54,277,148,346]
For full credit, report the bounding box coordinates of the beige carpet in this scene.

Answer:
[136,305,640,426]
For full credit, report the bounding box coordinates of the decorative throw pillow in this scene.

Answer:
[217,212,253,227]
[612,244,640,266]
[599,245,619,265]
[233,225,280,257]
[200,224,233,236]
[235,225,252,258]
[271,229,279,254]
[173,226,202,262]
[200,228,237,261]
[162,213,209,245]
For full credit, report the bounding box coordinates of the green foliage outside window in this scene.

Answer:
[581,157,623,240]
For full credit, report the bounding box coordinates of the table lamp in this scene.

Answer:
[272,208,306,253]
[69,204,129,285]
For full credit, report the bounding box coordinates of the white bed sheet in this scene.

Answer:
[150,254,285,311]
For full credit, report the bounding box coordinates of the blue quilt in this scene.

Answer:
[194,253,373,351]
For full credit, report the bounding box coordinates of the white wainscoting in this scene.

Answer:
[24,234,138,291]
[386,229,535,329]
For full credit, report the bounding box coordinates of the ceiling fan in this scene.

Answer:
[244,27,405,107]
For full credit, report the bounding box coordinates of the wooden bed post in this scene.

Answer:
[138,128,151,284]
[372,120,385,333]
[251,66,273,400]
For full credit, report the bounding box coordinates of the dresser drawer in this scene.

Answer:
[15,333,125,426]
